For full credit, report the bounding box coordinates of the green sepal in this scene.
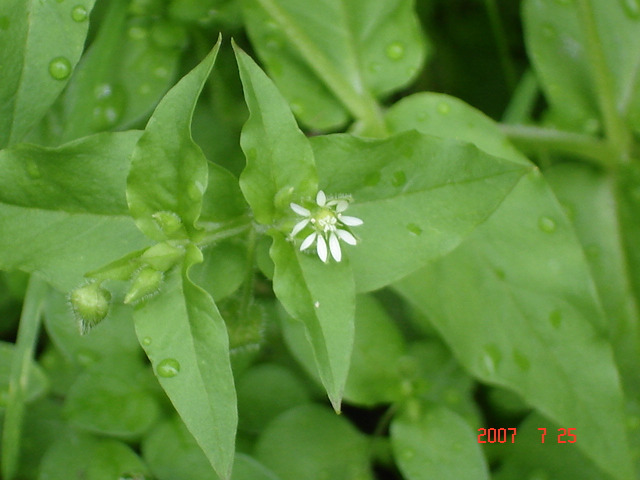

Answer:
[69,283,112,335]
[124,267,164,305]
[141,242,186,272]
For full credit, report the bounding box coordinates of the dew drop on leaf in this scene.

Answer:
[141,337,152,346]
[481,344,502,375]
[437,102,451,115]
[392,171,407,187]
[385,41,405,60]
[71,5,88,22]
[48,57,72,80]
[513,349,531,372]
[0,16,9,31]
[538,216,557,233]
[156,358,180,378]
[406,223,423,236]
[549,309,562,329]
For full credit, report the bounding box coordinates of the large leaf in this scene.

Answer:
[523,0,640,133]
[59,0,182,142]
[127,40,220,242]
[0,132,150,292]
[270,233,355,411]
[134,245,237,480]
[234,44,317,225]
[0,0,96,147]
[390,403,489,480]
[242,0,427,132]
[311,131,530,292]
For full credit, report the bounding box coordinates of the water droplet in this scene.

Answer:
[538,216,556,233]
[482,344,502,375]
[402,449,415,460]
[142,337,152,346]
[513,349,531,371]
[48,57,72,80]
[621,0,640,18]
[392,171,407,187]
[91,83,126,129]
[314,301,320,308]
[0,16,9,31]
[128,25,148,40]
[71,5,87,22]
[542,24,557,39]
[549,309,562,329]
[385,42,405,60]
[25,160,41,178]
[369,62,381,73]
[364,171,381,187]
[437,102,451,115]
[156,358,180,378]
[406,223,423,236]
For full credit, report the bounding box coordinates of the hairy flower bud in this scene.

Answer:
[124,266,164,305]
[70,282,112,335]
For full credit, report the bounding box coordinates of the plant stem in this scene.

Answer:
[238,226,258,322]
[1,276,48,480]
[255,0,389,137]
[197,218,252,249]
[500,124,615,167]
[483,0,517,93]
[502,70,539,124]
[576,0,633,162]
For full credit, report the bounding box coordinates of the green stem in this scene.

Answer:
[500,124,615,167]
[483,0,518,93]
[197,218,252,249]
[1,276,48,480]
[238,226,258,322]
[255,0,388,137]
[576,0,633,162]
[502,70,539,124]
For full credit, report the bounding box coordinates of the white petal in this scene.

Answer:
[340,215,363,226]
[316,190,326,207]
[290,203,310,216]
[336,229,357,245]
[291,219,309,236]
[300,232,316,251]
[335,200,349,212]
[329,232,342,262]
[317,235,328,262]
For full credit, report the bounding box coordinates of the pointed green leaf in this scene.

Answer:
[134,244,237,480]
[234,44,317,225]
[270,233,354,411]
[390,403,489,480]
[311,131,530,292]
[242,0,428,131]
[0,0,96,147]
[127,40,221,242]
[0,132,150,292]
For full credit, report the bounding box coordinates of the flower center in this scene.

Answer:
[313,208,338,233]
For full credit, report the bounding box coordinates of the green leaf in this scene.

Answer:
[0,341,48,409]
[200,162,248,224]
[133,244,237,480]
[394,169,634,480]
[38,432,150,480]
[390,403,489,480]
[242,0,428,132]
[0,131,150,292]
[64,357,160,438]
[0,0,96,147]
[255,404,374,480]
[233,44,317,225]
[522,0,640,132]
[127,40,221,242]
[59,0,182,142]
[189,240,246,302]
[270,233,354,411]
[311,131,530,292]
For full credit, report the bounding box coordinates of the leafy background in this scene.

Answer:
[0,0,639,479]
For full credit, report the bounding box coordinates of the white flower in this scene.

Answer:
[290,190,363,263]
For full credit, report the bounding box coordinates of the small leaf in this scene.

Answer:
[390,403,489,480]
[0,0,96,147]
[233,43,317,225]
[127,40,221,242]
[134,244,237,480]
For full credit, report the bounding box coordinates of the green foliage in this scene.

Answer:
[1,0,639,479]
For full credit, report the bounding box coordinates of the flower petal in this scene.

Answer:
[339,215,363,226]
[316,190,326,207]
[317,235,328,262]
[300,232,316,251]
[336,229,357,245]
[291,219,310,236]
[329,232,342,262]
[335,200,349,213]
[290,203,310,216]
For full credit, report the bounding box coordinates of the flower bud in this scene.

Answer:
[124,267,164,305]
[151,211,186,238]
[140,241,184,271]
[70,283,112,335]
